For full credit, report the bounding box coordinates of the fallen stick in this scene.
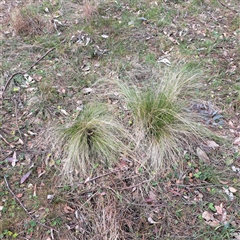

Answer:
[4,176,58,233]
[2,47,55,98]
[0,134,14,148]
[57,169,121,188]
[217,0,238,13]
[80,169,121,185]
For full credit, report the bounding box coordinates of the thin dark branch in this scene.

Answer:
[0,134,14,148]
[119,179,151,190]
[57,169,121,188]
[2,47,55,98]
[13,97,22,138]
[217,0,238,13]
[170,183,224,188]
[2,72,24,95]
[79,169,121,185]
[4,176,58,233]
[26,47,55,73]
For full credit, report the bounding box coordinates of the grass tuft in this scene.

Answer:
[11,6,45,36]
[82,0,100,21]
[55,103,129,181]
[119,66,211,172]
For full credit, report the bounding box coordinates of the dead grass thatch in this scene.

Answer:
[11,6,45,36]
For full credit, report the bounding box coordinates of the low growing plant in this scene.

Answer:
[11,5,45,36]
[118,66,212,173]
[55,103,129,181]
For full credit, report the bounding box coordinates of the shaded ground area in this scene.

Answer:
[0,0,239,239]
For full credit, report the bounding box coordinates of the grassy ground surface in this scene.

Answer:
[1,0,240,239]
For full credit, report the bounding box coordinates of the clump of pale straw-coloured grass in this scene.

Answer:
[118,65,213,173]
[55,103,129,181]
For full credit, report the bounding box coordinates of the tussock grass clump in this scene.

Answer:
[11,6,45,36]
[82,0,100,21]
[119,66,210,172]
[56,103,128,180]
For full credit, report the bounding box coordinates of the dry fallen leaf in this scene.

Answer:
[60,109,69,116]
[207,220,221,227]
[64,204,75,214]
[219,180,228,184]
[157,58,171,66]
[149,190,157,202]
[231,233,240,240]
[6,151,18,167]
[223,187,234,201]
[0,86,3,99]
[82,87,93,94]
[215,203,228,224]
[229,187,237,193]
[33,184,37,197]
[215,203,223,215]
[228,120,235,128]
[232,166,240,174]
[221,208,227,224]
[202,211,221,227]
[17,138,24,145]
[20,170,32,184]
[32,74,43,81]
[202,211,215,221]
[193,191,203,202]
[147,217,159,224]
[47,194,54,200]
[16,193,23,198]
[37,167,46,178]
[101,34,109,39]
[233,137,240,146]
[84,177,90,184]
[206,140,219,149]
[197,147,210,162]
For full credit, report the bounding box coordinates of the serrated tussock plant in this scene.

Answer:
[56,103,129,181]
[11,6,45,36]
[118,66,211,172]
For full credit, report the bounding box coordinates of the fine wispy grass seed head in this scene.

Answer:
[56,103,129,181]
[118,65,211,172]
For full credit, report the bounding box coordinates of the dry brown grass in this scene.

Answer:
[117,65,212,174]
[92,195,119,240]
[11,6,45,36]
[62,172,156,240]
[52,103,130,182]
[82,0,100,21]
[1,0,239,239]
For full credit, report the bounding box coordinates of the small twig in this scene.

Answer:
[2,47,55,98]
[57,169,121,188]
[79,191,99,209]
[0,134,14,148]
[79,169,121,185]
[4,176,58,233]
[2,72,23,96]
[217,0,238,13]
[120,179,152,190]
[170,183,224,188]
[107,186,164,207]
[26,47,55,73]
[207,11,218,22]
[0,151,13,162]
[13,97,22,138]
